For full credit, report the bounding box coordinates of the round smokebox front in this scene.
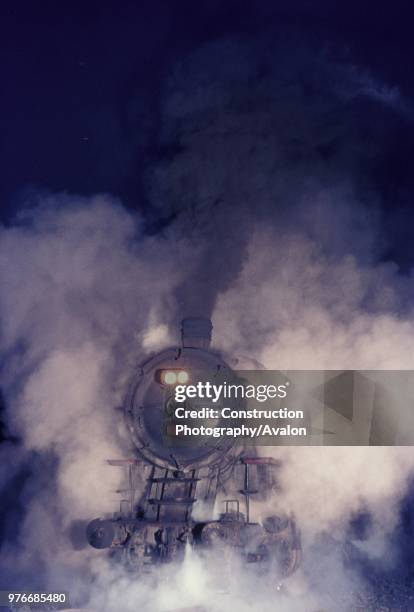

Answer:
[125,347,237,470]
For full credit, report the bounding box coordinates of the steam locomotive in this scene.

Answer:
[86,318,301,582]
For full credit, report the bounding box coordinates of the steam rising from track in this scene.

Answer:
[1,37,414,610]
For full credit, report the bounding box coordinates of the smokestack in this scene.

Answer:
[181,317,213,349]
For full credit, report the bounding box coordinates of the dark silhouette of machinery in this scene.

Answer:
[86,318,301,581]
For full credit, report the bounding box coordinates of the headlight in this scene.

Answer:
[163,370,177,385]
[156,369,189,386]
[177,370,189,384]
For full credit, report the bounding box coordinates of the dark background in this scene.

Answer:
[1,0,414,264]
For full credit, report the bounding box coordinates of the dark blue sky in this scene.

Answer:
[1,1,414,264]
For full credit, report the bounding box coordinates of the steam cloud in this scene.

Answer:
[1,36,414,610]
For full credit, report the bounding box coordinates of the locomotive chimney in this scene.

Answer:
[181,317,213,349]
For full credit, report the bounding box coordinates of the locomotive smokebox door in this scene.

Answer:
[124,318,238,471]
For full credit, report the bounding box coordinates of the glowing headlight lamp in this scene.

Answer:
[155,369,190,385]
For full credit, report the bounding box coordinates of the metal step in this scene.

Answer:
[148,477,200,484]
[148,498,197,506]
